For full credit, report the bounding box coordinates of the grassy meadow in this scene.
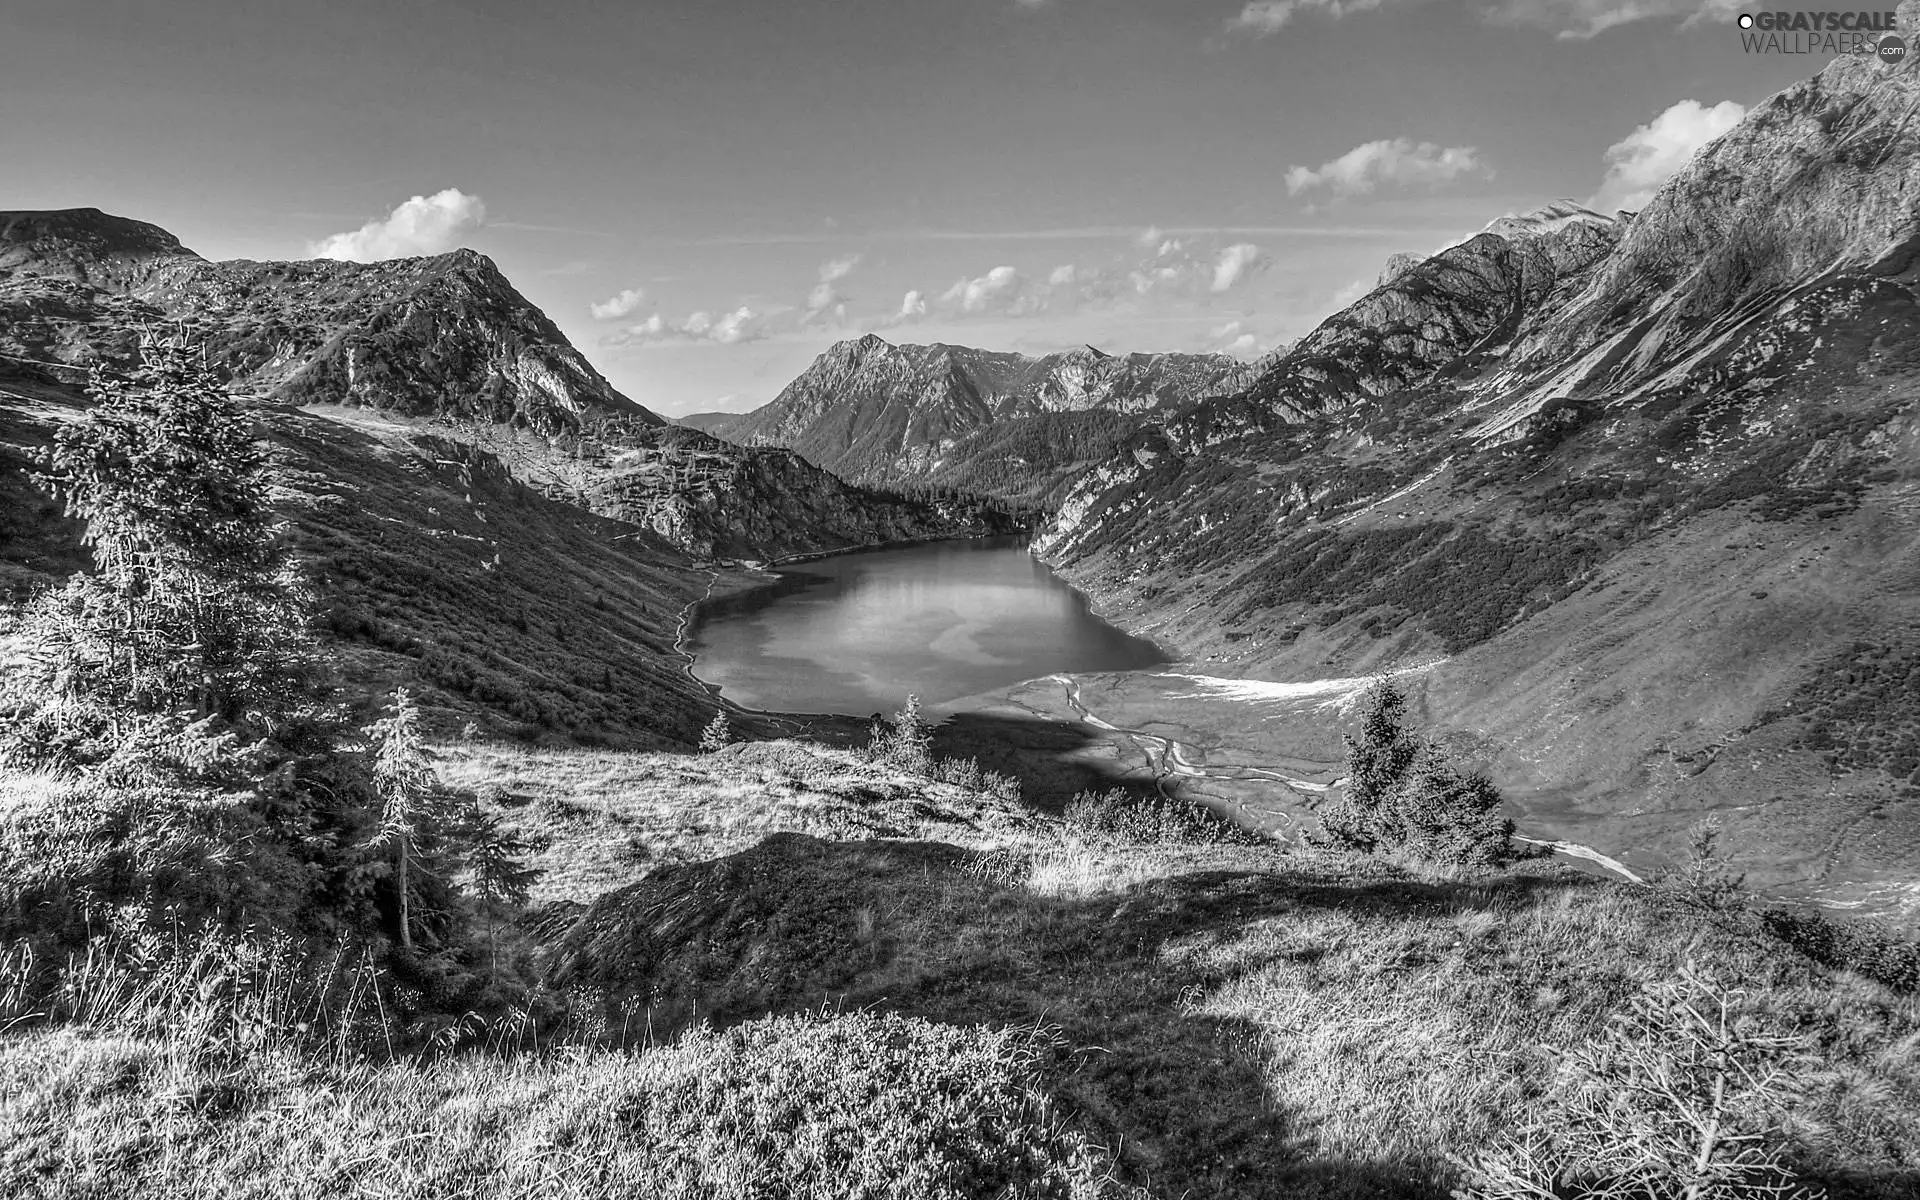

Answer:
[11,738,1912,1199]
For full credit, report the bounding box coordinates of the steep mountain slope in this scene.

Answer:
[719,335,1253,501]
[0,209,1017,741]
[1036,53,1920,907]
[0,208,654,435]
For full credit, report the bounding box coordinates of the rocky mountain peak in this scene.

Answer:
[0,207,202,289]
[1479,200,1615,243]
[0,208,659,435]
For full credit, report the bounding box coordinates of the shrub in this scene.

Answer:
[1064,787,1262,846]
[1667,818,1748,912]
[1761,907,1920,994]
[1455,963,1820,1200]
[613,1011,1117,1199]
[868,694,935,776]
[0,912,391,1062]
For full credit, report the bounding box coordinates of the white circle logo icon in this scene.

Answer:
[1738,13,1754,29]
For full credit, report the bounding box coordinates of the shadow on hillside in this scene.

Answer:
[729,708,1164,811]
[939,710,1163,810]
[537,832,1629,1200]
[1802,1167,1920,1200]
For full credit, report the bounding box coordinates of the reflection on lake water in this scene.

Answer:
[685,536,1171,716]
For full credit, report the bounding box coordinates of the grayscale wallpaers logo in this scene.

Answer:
[1734,11,1906,58]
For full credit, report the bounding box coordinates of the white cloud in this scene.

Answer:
[1588,98,1746,212]
[806,254,863,314]
[601,306,763,347]
[1285,138,1486,200]
[943,265,1027,313]
[590,287,648,319]
[1222,0,1738,42]
[1047,264,1078,286]
[899,289,928,319]
[1483,1,1743,40]
[1211,243,1268,293]
[309,189,488,262]
[1210,320,1264,356]
[1226,0,1393,38]
[1129,264,1186,296]
[709,306,761,344]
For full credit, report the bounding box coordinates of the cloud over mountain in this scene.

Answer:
[807,254,863,315]
[1482,1,1744,40]
[1211,243,1268,293]
[604,306,765,347]
[1222,0,1742,42]
[590,287,648,319]
[309,189,488,262]
[1226,0,1392,38]
[943,265,1028,314]
[1588,98,1746,211]
[1285,138,1486,200]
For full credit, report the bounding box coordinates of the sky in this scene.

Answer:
[0,0,1854,416]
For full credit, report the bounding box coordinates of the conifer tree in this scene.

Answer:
[5,327,312,771]
[699,708,734,753]
[1319,676,1511,865]
[1320,677,1422,852]
[881,694,935,774]
[362,688,444,952]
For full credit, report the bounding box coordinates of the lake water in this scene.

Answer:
[685,536,1172,716]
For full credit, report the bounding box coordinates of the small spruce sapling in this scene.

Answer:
[699,709,734,753]
[361,689,444,952]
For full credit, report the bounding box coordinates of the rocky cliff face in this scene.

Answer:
[718,334,1253,494]
[1035,52,1920,906]
[0,209,656,435]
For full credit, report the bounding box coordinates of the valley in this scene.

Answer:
[10,25,1920,1197]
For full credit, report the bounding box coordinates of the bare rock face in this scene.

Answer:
[718,334,1254,487]
[0,209,657,435]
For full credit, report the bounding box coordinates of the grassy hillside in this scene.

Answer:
[7,737,1917,1200]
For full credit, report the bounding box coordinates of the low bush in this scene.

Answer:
[1761,907,1920,994]
[1063,786,1263,846]
[0,1008,1129,1200]
[870,695,1023,804]
[1456,963,1821,1200]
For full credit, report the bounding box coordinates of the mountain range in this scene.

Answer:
[0,210,1019,742]
[1034,52,1920,903]
[6,50,1920,901]
[707,336,1255,503]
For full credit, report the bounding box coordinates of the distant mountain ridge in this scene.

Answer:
[715,334,1255,500]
